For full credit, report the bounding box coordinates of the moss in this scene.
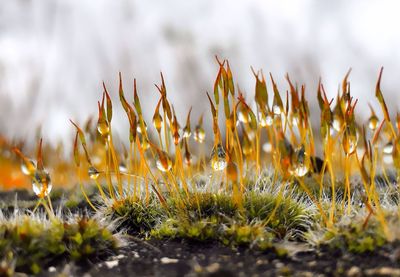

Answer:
[105,197,164,235]
[151,216,219,241]
[222,222,275,250]
[0,213,119,274]
[170,192,237,220]
[104,183,313,249]
[243,191,311,238]
[318,217,387,254]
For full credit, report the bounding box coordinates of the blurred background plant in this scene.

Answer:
[1,0,400,146]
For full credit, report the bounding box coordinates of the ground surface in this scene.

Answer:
[29,239,400,277]
[2,189,400,277]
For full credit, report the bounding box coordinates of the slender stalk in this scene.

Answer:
[256,126,261,174]
[108,133,122,196]
[344,153,352,215]
[77,168,98,211]
[163,110,170,153]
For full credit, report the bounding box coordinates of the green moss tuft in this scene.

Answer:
[0,213,120,274]
[104,197,164,235]
[322,220,386,253]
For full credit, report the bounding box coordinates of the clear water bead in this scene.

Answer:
[21,160,36,176]
[88,166,100,180]
[210,143,227,171]
[32,170,52,197]
[194,126,206,143]
[156,151,172,172]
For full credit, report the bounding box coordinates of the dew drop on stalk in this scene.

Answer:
[88,166,100,180]
[342,132,358,155]
[182,127,191,138]
[21,160,36,176]
[265,113,274,126]
[293,165,308,177]
[140,136,150,151]
[274,114,282,126]
[332,116,343,132]
[290,146,309,177]
[368,115,379,131]
[262,142,272,153]
[152,114,163,132]
[272,105,281,115]
[137,122,148,134]
[242,135,253,156]
[156,151,172,172]
[32,170,52,197]
[237,110,250,123]
[210,143,227,171]
[383,154,393,164]
[291,114,299,126]
[194,126,206,143]
[119,162,128,173]
[246,129,256,140]
[97,120,110,137]
[258,111,268,127]
[383,141,393,154]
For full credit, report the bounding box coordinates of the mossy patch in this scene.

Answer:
[0,212,120,275]
[102,181,312,255]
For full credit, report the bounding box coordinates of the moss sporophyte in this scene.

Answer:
[4,59,400,275]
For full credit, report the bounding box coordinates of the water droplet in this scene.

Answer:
[291,114,300,126]
[290,146,309,177]
[242,134,253,156]
[265,114,274,126]
[140,136,150,151]
[383,154,393,164]
[237,110,250,123]
[210,143,227,171]
[152,114,163,132]
[342,134,358,155]
[368,115,379,130]
[262,142,272,153]
[194,126,206,143]
[137,122,148,134]
[32,170,52,197]
[182,127,191,138]
[342,126,358,155]
[21,160,36,176]
[272,105,281,115]
[156,151,172,172]
[119,162,128,173]
[97,120,110,137]
[383,141,393,154]
[258,112,268,127]
[292,165,308,177]
[88,166,100,180]
[332,116,343,132]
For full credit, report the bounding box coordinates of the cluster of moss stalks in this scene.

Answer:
[5,60,400,275]
[0,211,119,275]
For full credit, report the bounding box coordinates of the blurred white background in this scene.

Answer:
[1,0,400,145]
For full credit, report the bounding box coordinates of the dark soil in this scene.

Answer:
[35,239,400,277]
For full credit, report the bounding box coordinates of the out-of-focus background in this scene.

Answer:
[1,0,400,146]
